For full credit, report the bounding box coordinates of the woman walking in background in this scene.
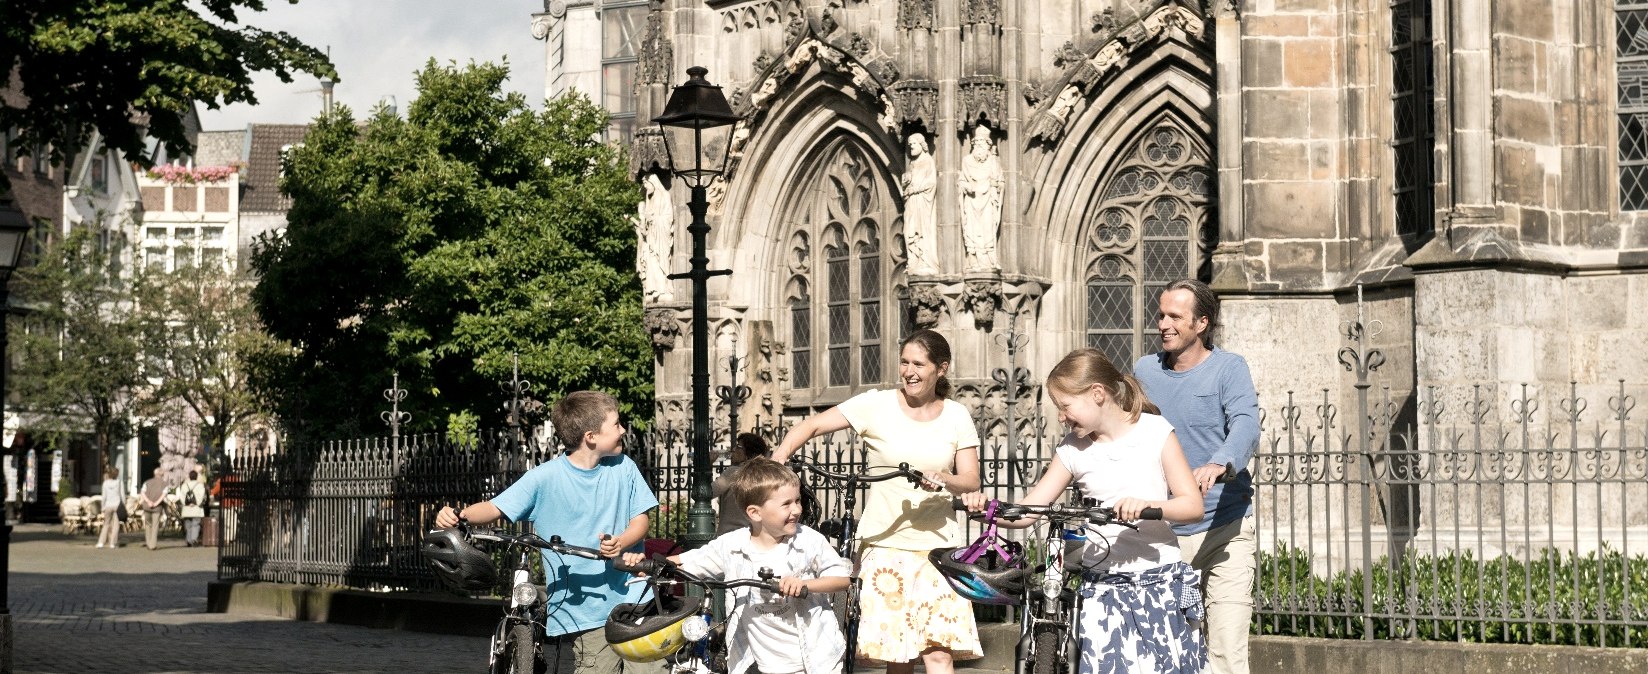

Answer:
[96,467,123,549]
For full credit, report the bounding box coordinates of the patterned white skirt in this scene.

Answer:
[1077,561,1206,674]
[855,545,984,664]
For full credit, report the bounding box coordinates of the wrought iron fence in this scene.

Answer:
[1253,381,1648,647]
[218,381,1648,647]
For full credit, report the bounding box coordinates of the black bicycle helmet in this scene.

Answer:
[420,529,497,592]
[605,593,703,662]
[929,543,1029,606]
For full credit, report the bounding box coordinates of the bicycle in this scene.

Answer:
[946,463,1236,674]
[788,458,940,674]
[424,520,605,674]
[612,556,806,674]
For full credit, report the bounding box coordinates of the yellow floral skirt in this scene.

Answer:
[856,545,983,664]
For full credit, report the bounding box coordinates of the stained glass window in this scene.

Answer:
[1392,0,1436,232]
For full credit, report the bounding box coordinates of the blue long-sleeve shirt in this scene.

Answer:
[1133,347,1260,535]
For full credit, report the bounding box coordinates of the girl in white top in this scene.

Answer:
[773,329,984,674]
[97,467,123,549]
[962,348,1206,674]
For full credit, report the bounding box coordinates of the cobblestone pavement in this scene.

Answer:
[7,523,485,674]
[7,523,1002,674]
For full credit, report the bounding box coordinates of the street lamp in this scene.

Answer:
[655,66,740,550]
[0,195,33,657]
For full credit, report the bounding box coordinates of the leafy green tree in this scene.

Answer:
[0,0,336,188]
[251,60,649,439]
[8,225,149,469]
[135,261,283,465]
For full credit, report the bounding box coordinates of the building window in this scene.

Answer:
[601,2,647,144]
[143,225,230,272]
[1084,123,1213,367]
[1392,0,1436,233]
[1619,3,1648,210]
[785,140,904,401]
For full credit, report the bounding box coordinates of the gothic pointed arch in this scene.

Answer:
[1021,0,1215,369]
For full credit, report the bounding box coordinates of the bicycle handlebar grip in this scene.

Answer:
[1138,507,1164,520]
[613,558,660,575]
[951,497,968,511]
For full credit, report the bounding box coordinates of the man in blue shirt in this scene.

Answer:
[1133,279,1260,674]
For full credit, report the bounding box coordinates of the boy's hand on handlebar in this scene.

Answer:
[434,506,460,529]
[777,576,811,598]
[598,534,624,559]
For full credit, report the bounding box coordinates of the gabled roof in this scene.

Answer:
[194,130,245,168]
[241,124,309,213]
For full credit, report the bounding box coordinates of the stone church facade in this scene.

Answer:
[538,0,1647,439]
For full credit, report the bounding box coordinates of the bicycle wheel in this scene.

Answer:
[502,623,535,674]
[1030,623,1063,674]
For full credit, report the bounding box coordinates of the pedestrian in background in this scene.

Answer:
[169,470,208,547]
[138,467,169,550]
[713,432,771,536]
[97,467,123,549]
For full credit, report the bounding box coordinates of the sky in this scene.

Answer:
[196,1,545,132]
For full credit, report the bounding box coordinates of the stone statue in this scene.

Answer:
[959,125,1003,272]
[900,133,940,276]
[635,172,675,302]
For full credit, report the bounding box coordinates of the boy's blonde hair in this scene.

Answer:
[1046,348,1159,422]
[729,458,801,515]
[550,390,620,450]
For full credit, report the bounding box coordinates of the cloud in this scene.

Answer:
[197,0,544,131]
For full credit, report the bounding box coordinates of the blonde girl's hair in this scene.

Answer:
[1046,348,1160,422]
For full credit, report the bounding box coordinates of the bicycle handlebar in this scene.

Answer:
[949,497,1163,526]
[615,556,810,597]
[790,459,943,490]
[466,528,604,560]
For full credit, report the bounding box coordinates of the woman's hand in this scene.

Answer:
[918,471,949,492]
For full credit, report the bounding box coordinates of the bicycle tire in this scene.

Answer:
[507,623,536,674]
[1031,624,1063,674]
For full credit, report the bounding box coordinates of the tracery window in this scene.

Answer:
[600,1,647,143]
[1618,2,1648,210]
[785,140,903,401]
[1084,123,1212,367]
[1392,0,1436,233]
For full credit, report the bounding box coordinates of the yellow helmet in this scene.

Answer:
[604,594,703,662]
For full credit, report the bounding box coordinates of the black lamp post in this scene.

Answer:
[0,195,33,654]
[655,66,740,550]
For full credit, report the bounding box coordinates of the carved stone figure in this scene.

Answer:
[959,125,1003,273]
[645,308,681,352]
[900,133,940,276]
[910,284,948,328]
[635,172,675,302]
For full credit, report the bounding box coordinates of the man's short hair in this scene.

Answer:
[729,458,800,514]
[550,390,619,450]
[1164,278,1221,347]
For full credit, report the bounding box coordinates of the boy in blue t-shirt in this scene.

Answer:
[436,390,660,674]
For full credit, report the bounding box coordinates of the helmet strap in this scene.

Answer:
[955,499,1015,565]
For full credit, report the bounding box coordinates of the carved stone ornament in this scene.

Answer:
[964,280,1001,329]
[962,0,1000,26]
[872,60,901,85]
[891,80,940,128]
[645,308,681,352]
[753,51,775,75]
[909,284,948,328]
[899,0,934,30]
[545,0,567,19]
[1090,8,1114,34]
[959,124,1003,273]
[630,126,668,175]
[637,6,674,86]
[847,33,874,59]
[959,77,1006,127]
[531,14,555,40]
[1054,41,1086,68]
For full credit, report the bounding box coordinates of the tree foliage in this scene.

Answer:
[8,226,148,468]
[0,0,336,187]
[136,262,283,462]
[251,60,649,439]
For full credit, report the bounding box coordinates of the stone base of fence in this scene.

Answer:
[206,580,504,637]
[1252,635,1648,673]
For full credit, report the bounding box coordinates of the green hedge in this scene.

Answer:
[1255,544,1648,646]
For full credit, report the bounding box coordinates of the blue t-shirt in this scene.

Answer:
[1133,347,1261,535]
[491,453,659,636]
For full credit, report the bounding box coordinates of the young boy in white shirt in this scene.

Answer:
[624,458,851,674]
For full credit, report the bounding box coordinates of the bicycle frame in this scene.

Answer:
[616,558,799,674]
[457,522,603,674]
